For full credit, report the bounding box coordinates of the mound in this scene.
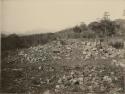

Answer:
[1,39,125,94]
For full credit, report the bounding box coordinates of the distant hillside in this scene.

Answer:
[1,33,57,51]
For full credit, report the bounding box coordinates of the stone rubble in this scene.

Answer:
[18,39,125,66]
[3,39,125,94]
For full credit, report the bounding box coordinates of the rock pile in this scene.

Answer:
[3,39,125,94]
[54,61,124,93]
[18,39,125,66]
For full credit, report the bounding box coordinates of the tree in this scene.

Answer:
[103,11,110,20]
[1,34,25,50]
[123,10,125,17]
[73,26,81,33]
[88,11,119,37]
[100,19,120,36]
[79,22,88,31]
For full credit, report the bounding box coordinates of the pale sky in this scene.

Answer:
[1,0,125,34]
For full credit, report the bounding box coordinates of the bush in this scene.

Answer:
[73,26,81,33]
[88,19,119,36]
[1,34,26,50]
[109,40,124,49]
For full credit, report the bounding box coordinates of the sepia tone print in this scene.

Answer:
[1,0,125,94]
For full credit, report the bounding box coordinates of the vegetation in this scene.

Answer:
[1,19,125,51]
[1,33,56,51]
[1,18,125,94]
[108,39,124,49]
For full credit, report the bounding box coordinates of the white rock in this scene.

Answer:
[58,78,62,84]
[92,47,97,51]
[101,56,106,59]
[87,42,91,46]
[43,90,50,94]
[38,66,41,70]
[83,51,87,55]
[78,77,83,80]
[103,76,112,83]
[55,85,60,89]
[112,59,117,63]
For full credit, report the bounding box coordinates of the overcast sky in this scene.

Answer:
[1,0,125,34]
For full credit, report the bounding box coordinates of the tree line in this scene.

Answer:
[1,19,124,51]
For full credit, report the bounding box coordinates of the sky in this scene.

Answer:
[1,0,125,34]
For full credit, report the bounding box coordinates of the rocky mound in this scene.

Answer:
[2,39,125,94]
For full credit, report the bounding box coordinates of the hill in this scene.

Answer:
[1,19,125,51]
[1,39,125,93]
[1,19,125,93]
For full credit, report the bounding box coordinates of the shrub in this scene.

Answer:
[88,20,119,36]
[73,26,81,33]
[109,40,124,49]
